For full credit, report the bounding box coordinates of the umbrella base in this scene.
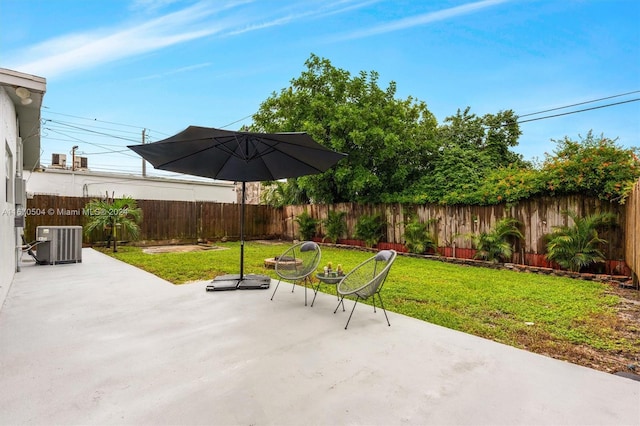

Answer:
[206,274,271,291]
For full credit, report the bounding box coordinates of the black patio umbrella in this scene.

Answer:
[128,126,346,291]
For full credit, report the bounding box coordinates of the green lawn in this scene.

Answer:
[100,241,639,371]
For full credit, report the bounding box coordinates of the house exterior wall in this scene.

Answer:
[1,68,47,307]
[24,168,236,203]
[0,86,18,302]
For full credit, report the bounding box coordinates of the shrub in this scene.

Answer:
[545,210,616,272]
[294,211,318,241]
[468,217,523,262]
[541,132,640,204]
[323,210,347,243]
[355,214,386,248]
[404,217,438,254]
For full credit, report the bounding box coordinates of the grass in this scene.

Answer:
[99,241,639,371]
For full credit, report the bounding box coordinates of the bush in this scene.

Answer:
[545,210,616,272]
[323,210,347,243]
[403,217,437,254]
[468,217,523,263]
[294,211,318,241]
[355,214,386,248]
[541,132,640,204]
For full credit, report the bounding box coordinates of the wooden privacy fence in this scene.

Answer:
[24,196,281,245]
[283,195,627,271]
[625,179,640,283]
[26,194,631,274]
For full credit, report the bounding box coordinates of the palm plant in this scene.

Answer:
[84,196,142,252]
[323,210,347,243]
[403,217,438,254]
[294,211,318,241]
[469,217,523,263]
[545,210,616,272]
[355,214,386,248]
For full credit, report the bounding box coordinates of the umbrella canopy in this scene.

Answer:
[128,126,346,290]
[128,126,346,182]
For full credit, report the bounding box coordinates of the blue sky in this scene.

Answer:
[2,0,639,178]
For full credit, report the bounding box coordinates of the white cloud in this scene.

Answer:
[224,0,375,37]
[136,62,212,81]
[335,0,510,41]
[129,0,184,13]
[3,0,379,79]
[4,1,244,78]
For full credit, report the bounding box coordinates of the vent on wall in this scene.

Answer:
[51,153,66,168]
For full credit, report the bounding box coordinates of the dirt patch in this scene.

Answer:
[255,240,289,245]
[142,245,227,254]
[568,284,640,375]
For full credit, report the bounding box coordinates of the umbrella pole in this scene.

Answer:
[240,181,245,281]
[207,180,269,291]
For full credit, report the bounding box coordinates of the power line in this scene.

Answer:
[218,114,254,129]
[517,98,640,124]
[43,128,141,159]
[44,107,255,133]
[44,118,142,137]
[518,90,640,117]
[43,108,167,133]
[45,119,141,143]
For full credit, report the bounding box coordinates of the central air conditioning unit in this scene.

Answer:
[51,153,67,168]
[36,226,83,265]
[73,156,88,170]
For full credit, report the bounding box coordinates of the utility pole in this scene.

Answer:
[142,129,146,177]
[71,145,78,171]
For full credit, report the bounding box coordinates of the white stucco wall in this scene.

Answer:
[0,87,18,302]
[24,168,237,203]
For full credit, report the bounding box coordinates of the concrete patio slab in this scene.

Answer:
[1,248,638,425]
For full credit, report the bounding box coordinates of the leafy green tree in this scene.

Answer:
[454,164,546,206]
[541,132,640,203]
[437,107,522,166]
[84,196,142,252]
[430,131,639,206]
[261,180,308,207]
[323,210,347,243]
[251,55,639,207]
[404,107,525,204]
[251,53,438,203]
[294,211,318,241]
[409,144,485,204]
[545,211,616,272]
[469,217,523,262]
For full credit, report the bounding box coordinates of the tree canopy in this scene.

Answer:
[252,54,438,203]
[254,54,639,206]
[398,107,526,204]
[449,132,640,205]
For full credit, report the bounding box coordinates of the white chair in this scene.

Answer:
[334,250,397,329]
[270,241,322,306]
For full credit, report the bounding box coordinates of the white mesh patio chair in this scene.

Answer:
[334,249,397,329]
[270,241,322,306]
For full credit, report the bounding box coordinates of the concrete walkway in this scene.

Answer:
[1,249,638,426]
